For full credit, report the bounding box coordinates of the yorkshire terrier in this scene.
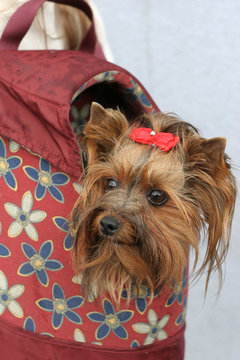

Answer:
[71,102,236,304]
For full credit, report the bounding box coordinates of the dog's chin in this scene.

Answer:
[80,265,151,305]
[74,223,189,304]
[74,235,147,302]
[73,213,190,304]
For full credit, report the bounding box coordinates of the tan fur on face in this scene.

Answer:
[71,103,236,303]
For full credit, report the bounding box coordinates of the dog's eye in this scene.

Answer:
[104,178,120,191]
[146,189,168,206]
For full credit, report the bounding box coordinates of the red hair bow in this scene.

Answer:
[129,128,180,151]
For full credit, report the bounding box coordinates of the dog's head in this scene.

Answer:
[71,102,236,303]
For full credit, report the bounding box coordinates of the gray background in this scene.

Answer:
[94,1,240,359]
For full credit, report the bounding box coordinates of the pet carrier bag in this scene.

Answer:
[0,1,186,359]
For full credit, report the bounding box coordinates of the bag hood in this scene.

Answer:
[0,50,159,178]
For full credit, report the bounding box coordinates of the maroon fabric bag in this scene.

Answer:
[0,1,185,359]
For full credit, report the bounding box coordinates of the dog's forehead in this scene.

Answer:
[113,143,151,164]
[110,142,185,188]
[112,142,175,166]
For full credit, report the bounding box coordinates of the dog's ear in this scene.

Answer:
[185,135,236,290]
[186,136,227,175]
[82,102,129,166]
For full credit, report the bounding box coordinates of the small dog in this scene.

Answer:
[71,102,236,304]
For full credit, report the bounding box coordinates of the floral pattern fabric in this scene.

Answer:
[71,71,156,115]
[0,135,187,349]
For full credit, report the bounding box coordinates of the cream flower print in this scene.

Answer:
[74,329,102,346]
[9,140,20,153]
[74,328,85,342]
[4,191,47,241]
[132,309,169,345]
[93,71,119,82]
[73,182,82,195]
[0,270,25,318]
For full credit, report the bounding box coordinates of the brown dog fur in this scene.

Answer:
[71,103,236,304]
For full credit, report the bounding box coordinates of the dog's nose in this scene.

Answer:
[100,216,121,236]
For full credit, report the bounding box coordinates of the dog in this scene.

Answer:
[71,102,236,305]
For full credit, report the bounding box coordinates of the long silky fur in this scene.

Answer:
[71,104,236,304]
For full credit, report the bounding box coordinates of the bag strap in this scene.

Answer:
[0,0,103,57]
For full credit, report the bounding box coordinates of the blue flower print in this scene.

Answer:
[0,136,22,191]
[23,316,36,332]
[0,222,10,257]
[87,298,133,341]
[0,244,10,257]
[122,285,160,315]
[23,158,69,203]
[23,316,54,337]
[130,340,140,348]
[18,241,63,287]
[53,217,74,251]
[166,267,187,307]
[36,283,84,330]
[175,297,187,329]
[127,79,152,109]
